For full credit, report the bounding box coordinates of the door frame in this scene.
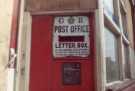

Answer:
[19,10,105,91]
[23,12,32,91]
[15,12,32,91]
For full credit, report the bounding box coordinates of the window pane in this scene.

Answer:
[104,0,114,16]
[103,0,120,26]
[124,44,130,78]
[104,27,120,83]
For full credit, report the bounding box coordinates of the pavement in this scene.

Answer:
[106,80,135,91]
[122,84,135,91]
[117,81,135,91]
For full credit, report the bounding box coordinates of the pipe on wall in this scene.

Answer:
[7,0,21,91]
[8,0,21,69]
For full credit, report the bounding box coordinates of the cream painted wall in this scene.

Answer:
[0,0,14,91]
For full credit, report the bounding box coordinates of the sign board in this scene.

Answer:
[53,16,90,58]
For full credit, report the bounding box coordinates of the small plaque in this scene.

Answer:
[63,63,81,85]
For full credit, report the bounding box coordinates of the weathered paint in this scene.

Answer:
[26,0,97,12]
[10,0,20,49]
[0,0,14,91]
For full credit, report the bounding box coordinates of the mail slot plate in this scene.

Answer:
[62,62,81,85]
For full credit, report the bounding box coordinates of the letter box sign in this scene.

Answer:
[53,16,90,58]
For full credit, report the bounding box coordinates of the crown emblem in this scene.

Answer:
[68,17,75,24]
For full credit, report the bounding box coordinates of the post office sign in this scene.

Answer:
[53,16,90,58]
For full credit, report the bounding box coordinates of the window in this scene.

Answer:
[104,0,114,16]
[103,0,120,26]
[120,1,130,79]
[123,43,130,79]
[104,27,120,83]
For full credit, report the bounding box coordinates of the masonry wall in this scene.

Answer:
[0,0,14,91]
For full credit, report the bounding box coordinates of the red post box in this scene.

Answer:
[29,13,95,91]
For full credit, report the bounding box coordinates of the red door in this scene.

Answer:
[30,14,95,91]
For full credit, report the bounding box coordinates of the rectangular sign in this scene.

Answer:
[53,16,90,57]
[63,63,81,85]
